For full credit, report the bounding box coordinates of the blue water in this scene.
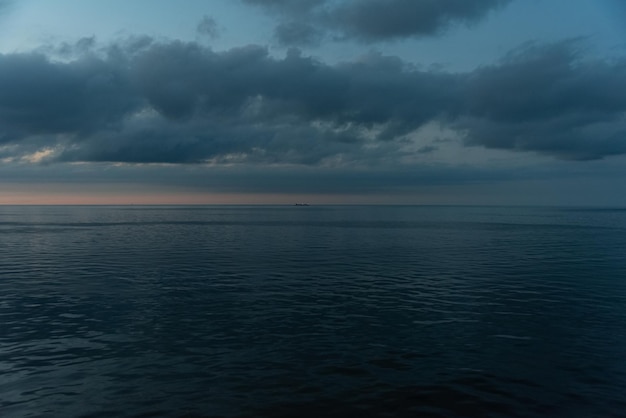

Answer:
[1,205,626,417]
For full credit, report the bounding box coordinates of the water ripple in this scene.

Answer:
[1,205,626,417]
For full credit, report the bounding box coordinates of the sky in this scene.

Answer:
[0,0,625,205]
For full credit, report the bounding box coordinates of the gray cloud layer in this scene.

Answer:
[1,38,625,165]
[243,0,511,44]
[461,41,626,160]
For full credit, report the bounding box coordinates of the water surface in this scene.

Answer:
[1,205,626,417]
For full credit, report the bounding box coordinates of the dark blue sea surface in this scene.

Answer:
[1,205,626,417]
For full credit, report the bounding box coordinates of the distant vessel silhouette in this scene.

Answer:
[294,203,310,206]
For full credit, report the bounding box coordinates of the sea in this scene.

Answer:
[1,205,626,417]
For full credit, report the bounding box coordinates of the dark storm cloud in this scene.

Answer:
[460,41,626,160]
[58,42,455,164]
[1,38,626,165]
[329,0,511,41]
[0,51,136,139]
[243,0,511,44]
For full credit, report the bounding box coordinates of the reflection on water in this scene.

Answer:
[1,205,626,417]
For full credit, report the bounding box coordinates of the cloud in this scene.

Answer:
[243,0,511,44]
[197,15,219,39]
[0,51,136,138]
[0,156,550,196]
[0,38,625,167]
[329,0,511,41]
[274,21,323,46]
[460,41,626,160]
[417,145,438,154]
[242,0,325,16]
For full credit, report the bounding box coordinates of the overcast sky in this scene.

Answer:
[1,0,625,205]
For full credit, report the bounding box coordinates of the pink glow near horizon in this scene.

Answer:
[0,191,405,205]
